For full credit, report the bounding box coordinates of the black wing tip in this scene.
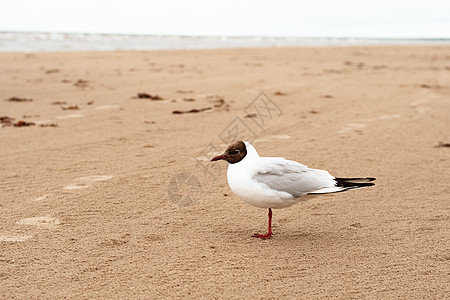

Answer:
[335,177,376,188]
[336,177,376,181]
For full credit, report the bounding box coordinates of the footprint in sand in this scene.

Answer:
[63,175,113,190]
[0,234,33,242]
[17,216,60,228]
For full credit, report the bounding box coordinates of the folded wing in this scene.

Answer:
[252,157,337,197]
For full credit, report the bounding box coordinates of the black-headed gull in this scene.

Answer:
[211,141,375,239]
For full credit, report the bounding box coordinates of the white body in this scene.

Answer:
[226,141,340,209]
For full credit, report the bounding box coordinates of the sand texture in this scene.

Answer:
[0,46,449,299]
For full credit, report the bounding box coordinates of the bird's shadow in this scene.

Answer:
[225,225,355,247]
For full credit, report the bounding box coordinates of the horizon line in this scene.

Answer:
[1,30,450,41]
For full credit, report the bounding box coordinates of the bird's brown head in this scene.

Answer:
[211,141,247,164]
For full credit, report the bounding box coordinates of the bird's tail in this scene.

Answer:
[335,177,376,189]
[308,177,375,194]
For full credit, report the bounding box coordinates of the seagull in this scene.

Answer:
[211,141,375,239]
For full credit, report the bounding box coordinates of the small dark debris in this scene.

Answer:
[25,53,37,59]
[143,145,154,148]
[245,113,257,118]
[223,193,228,197]
[61,105,79,110]
[0,116,13,122]
[310,110,319,114]
[134,93,164,100]
[172,107,212,114]
[274,91,287,96]
[435,142,450,148]
[169,64,184,68]
[321,95,334,99]
[213,99,225,107]
[100,238,128,246]
[45,69,60,74]
[51,101,67,105]
[144,121,156,124]
[324,69,342,74]
[14,120,35,127]
[6,97,33,102]
[343,61,352,66]
[420,84,441,89]
[209,97,229,110]
[0,116,14,126]
[87,101,94,105]
[183,98,195,102]
[74,80,89,88]
[350,222,362,228]
[39,123,57,127]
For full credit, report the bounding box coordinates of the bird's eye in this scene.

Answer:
[234,149,240,154]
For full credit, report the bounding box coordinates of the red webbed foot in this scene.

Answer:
[252,232,272,239]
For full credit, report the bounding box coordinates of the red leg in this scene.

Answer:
[252,208,273,239]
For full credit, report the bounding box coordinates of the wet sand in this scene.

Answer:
[0,46,449,298]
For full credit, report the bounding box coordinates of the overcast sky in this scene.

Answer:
[1,0,449,38]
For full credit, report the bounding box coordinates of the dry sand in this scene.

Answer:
[0,46,449,299]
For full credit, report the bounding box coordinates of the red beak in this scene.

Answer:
[211,154,226,162]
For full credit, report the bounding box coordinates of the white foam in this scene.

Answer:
[365,114,401,122]
[32,194,51,202]
[63,175,112,190]
[63,183,89,190]
[0,234,33,242]
[55,114,84,119]
[337,123,366,134]
[76,175,113,181]
[17,216,60,228]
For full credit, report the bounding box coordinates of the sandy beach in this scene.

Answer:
[0,46,449,298]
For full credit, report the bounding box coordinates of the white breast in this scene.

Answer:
[226,162,300,209]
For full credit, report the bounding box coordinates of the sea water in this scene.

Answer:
[0,31,449,52]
